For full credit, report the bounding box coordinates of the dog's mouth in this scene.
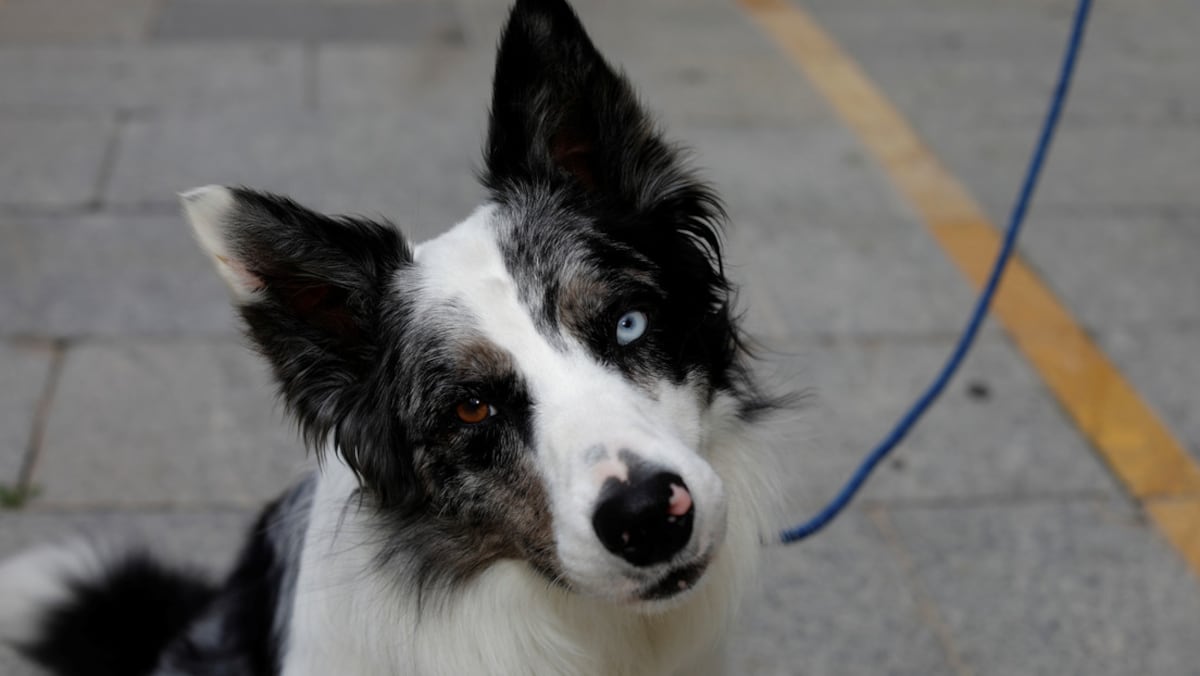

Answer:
[636,558,710,602]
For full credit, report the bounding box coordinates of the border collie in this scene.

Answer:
[0,0,783,673]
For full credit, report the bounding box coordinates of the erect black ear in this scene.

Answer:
[485,2,737,388]
[181,186,416,505]
[483,0,696,208]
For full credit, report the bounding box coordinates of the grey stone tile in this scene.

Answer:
[681,124,913,238]
[0,343,53,485]
[0,0,156,44]
[726,213,979,338]
[758,336,1119,512]
[153,0,464,44]
[34,341,310,508]
[887,500,1200,676]
[1021,211,1200,328]
[0,116,115,209]
[807,0,1200,63]
[0,214,237,338]
[0,45,305,113]
[804,3,1076,62]
[923,125,1200,224]
[845,53,1200,128]
[702,124,980,337]
[733,510,956,676]
[1101,326,1200,463]
[105,108,486,239]
[315,44,492,121]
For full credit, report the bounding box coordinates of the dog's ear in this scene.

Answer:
[483,0,705,209]
[181,186,417,506]
[485,1,734,377]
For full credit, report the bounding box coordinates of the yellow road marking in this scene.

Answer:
[739,0,1200,571]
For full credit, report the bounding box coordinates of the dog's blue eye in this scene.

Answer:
[615,310,647,346]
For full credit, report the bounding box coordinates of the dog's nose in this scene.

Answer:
[592,472,694,567]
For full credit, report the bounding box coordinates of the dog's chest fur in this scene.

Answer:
[278,415,773,676]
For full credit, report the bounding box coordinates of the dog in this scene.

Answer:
[0,0,784,673]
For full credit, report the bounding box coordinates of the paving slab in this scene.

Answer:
[681,123,914,236]
[911,124,1200,227]
[1101,326,1200,463]
[725,212,981,339]
[0,214,237,338]
[756,336,1119,513]
[803,2,1075,62]
[315,44,492,122]
[1020,210,1200,328]
[0,0,156,44]
[0,116,115,210]
[105,108,484,238]
[34,341,310,508]
[805,0,1200,61]
[703,124,982,338]
[886,500,1200,676]
[732,510,956,676]
[842,52,1200,128]
[153,0,464,44]
[0,45,305,113]
[0,343,53,487]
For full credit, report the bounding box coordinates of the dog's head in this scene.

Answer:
[183,0,767,609]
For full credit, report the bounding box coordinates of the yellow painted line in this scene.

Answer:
[1147,497,1200,573]
[739,0,1200,568]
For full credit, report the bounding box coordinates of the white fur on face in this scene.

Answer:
[410,206,728,605]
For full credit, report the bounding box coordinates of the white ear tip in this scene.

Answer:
[180,184,224,203]
[179,184,233,213]
[179,185,264,300]
[180,185,235,238]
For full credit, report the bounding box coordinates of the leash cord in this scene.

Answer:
[781,0,1093,544]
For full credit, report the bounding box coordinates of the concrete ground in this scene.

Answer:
[2,0,1199,673]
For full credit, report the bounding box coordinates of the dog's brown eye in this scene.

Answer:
[455,398,495,424]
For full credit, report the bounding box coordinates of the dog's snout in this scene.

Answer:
[592,472,694,567]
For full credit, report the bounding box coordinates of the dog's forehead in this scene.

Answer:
[407,206,574,365]
[411,207,511,299]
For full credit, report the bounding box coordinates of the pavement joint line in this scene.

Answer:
[739,0,1200,577]
[89,109,131,211]
[16,339,67,496]
[867,507,975,676]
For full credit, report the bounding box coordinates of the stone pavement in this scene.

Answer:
[2,0,1199,673]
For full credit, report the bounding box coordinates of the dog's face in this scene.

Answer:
[183,0,762,609]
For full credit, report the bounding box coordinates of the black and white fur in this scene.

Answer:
[0,1,784,673]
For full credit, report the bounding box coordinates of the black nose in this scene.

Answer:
[592,472,694,567]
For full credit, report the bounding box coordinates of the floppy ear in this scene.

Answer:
[181,186,416,506]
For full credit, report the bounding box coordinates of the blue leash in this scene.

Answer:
[781,0,1093,544]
